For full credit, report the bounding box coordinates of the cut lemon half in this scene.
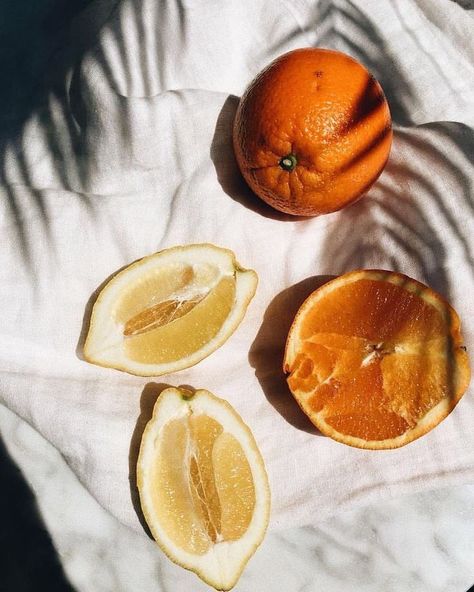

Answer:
[137,387,271,590]
[83,244,257,376]
[284,270,471,449]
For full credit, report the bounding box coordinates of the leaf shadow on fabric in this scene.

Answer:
[0,0,97,135]
[1,185,55,277]
[0,0,119,270]
[128,381,172,538]
[249,276,336,435]
[271,0,416,126]
[320,123,474,303]
[320,0,416,126]
[319,122,474,426]
[449,0,474,7]
[0,435,77,591]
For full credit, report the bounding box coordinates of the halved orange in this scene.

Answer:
[284,270,471,449]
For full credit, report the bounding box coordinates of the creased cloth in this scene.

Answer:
[1,0,474,533]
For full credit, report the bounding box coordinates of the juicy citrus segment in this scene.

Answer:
[299,278,448,342]
[151,414,225,555]
[150,417,211,554]
[115,263,196,324]
[189,415,224,545]
[213,432,256,541]
[325,410,410,441]
[284,270,471,449]
[83,244,257,376]
[123,294,206,337]
[151,414,255,555]
[124,276,235,364]
[137,387,270,590]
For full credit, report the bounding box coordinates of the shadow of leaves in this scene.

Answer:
[449,0,474,7]
[319,122,474,304]
[322,0,415,126]
[272,0,416,125]
[0,0,119,269]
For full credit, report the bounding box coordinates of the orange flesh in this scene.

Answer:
[287,277,468,442]
[150,414,255,555]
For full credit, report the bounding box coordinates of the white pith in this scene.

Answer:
[83,244,257,376]
[137,388,271,590]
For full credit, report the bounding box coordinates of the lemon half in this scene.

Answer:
[83,244,257,376]
[137,387,271,590]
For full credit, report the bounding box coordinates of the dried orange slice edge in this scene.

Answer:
[83,244,257,376]
[284,270,470,449]
[137,387,271,590]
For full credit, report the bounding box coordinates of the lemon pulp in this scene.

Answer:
[150,414,255,555]
[113,262,236,364]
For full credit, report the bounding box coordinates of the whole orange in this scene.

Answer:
[233,48,392,216]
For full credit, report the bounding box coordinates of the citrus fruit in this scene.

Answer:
[284,270,470,449]
[233,48,392,216]
[137,386,270,590]
[83,244,257,376]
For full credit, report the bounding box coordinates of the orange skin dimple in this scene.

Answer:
[233,48,393,216]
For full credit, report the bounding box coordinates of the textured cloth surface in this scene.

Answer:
[1,0,473,533]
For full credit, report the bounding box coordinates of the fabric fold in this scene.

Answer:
[1,0,473,533]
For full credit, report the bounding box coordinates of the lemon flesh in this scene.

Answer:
[137,387,270,590]
[152,414,255,554]
[83,244,257,376]
[123,276,235,364]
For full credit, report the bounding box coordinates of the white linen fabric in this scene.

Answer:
[1,0,473,533]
